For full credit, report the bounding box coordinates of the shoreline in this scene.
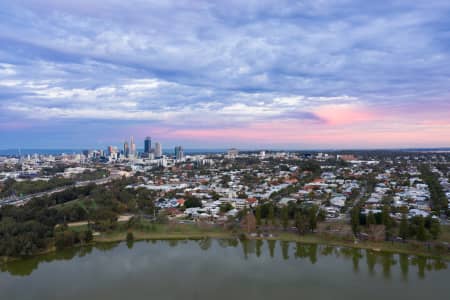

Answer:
[2,229,449,264]
[99,230,450,260]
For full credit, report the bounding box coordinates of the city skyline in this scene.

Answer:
[1,1,450,149]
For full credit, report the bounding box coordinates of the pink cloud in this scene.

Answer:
[150,118,450,148]
[122,101,450,148]
[313,104,377,125]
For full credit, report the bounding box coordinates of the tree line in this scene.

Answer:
[350,204,441,242]
[419,165,448,214]
[0,176,150,257]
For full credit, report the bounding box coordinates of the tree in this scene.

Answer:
[237,191,248,199]
[84,229,93,243]
[55,230,76,249]
[240,211,256,233]
[220,202,233,213]
[281,206,289,230]
[93,209,118,231]
[221,175,231,187]
[350,206,360,236]
[126,231,134,249]
[419,165,448,213]
[416,216,427,242]
[381,205,390,226]
[399,214,409,240]
[308,206,318,232]
[295,211,307,234]
[366,211,376,226]
[317,209,326,222]
[210,191,220,200]
[382,205,393,240]
[429,218,441,240]
[156,210,169,224]
[255,206,262,227]
[268,204,275,227]
[184,196,202,208]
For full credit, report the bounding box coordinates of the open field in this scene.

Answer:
[93,223,233,242]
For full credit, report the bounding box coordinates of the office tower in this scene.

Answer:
[107,145,114,155]
[123,141,129,158]
[259,151,266,159]
[144,136,152,153]
[130,136,136,157]
[227,148,239,158]
[174,146,184,160]
[155,142,162,158]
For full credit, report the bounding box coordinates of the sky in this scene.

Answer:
[0,0,450,150]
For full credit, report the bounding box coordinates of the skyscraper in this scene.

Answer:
[155,142,162,158]
[144,136,151,153]
[130,136,136,157]
[123,141,129,158]
[227,148,239,158]
[174,146,184,160]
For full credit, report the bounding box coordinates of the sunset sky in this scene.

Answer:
[1,0,450,149]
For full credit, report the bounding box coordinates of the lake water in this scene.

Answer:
[1,239,449,300]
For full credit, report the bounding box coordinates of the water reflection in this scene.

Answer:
[400,254,409,281]
[1,239,448,281]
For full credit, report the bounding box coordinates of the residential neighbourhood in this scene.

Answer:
[2,149,449,231]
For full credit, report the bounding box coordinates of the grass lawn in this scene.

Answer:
[52,197,98,211]
[95,223,233,242]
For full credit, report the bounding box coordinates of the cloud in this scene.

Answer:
[0,0,449,148]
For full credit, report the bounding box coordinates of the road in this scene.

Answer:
[0,176,116,207]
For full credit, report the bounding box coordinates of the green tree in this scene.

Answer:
[221,175,231,187]
[419,165,448,213]
[350,206,360,236]
[399,214,409,240]
[416,216,427,241]
[295,211,307,234]
[308,206,318,232]
[220,202,233,213]
[268,239,276,258]
[184,197,202,208]
[268,204,275,227]
[382,205,393,240]
[281,206,289,230]
[255,206,262,227]
[84,229,93,243]
[317,209,326,222]
[126,231,134,249]
[55,230,76,249]
[429,218,441,240]
[366,211,376,226]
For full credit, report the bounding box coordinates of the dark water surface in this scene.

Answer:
[1,239,449,300]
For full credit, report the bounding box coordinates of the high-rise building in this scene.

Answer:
[123,141,129,158]
[155,142,162,158]
[130,136,136,157]
[227,148,239,158]
[174,146,184,160]
[108,146,118,159]
[144,136,152,153]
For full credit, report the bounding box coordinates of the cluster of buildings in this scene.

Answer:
[124,150,450,224]
[1,146,450,226]
[104,136,170,161]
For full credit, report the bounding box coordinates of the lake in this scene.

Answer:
[1,239,449,300]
